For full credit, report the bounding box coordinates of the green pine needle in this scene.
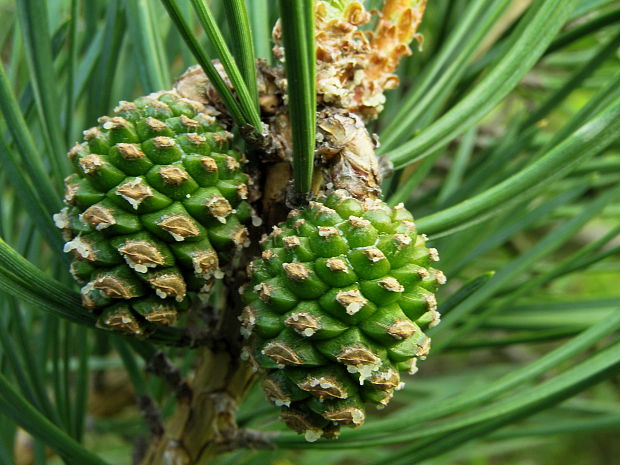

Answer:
[224,0,260,112]
[277,0,316,199]
[0,370,111,465]
[386,0,579,168]
[161,0,242,125]
[191,0,262,129]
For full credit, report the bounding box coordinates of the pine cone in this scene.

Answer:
[55,92,253,334]
[242,190,444,440]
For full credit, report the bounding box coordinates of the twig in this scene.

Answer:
[216,428,277,453]
[146,351,192,400]
[137,395,164,437]
[132,435,149,465]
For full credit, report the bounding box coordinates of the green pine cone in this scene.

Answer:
[242,190,445,440]
[55,92,254,335]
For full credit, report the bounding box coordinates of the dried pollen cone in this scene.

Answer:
[281,0,427,121]
[55,92,254,334]
[243,190,444,440]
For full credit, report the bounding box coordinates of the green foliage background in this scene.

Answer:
[0,0,619,464]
